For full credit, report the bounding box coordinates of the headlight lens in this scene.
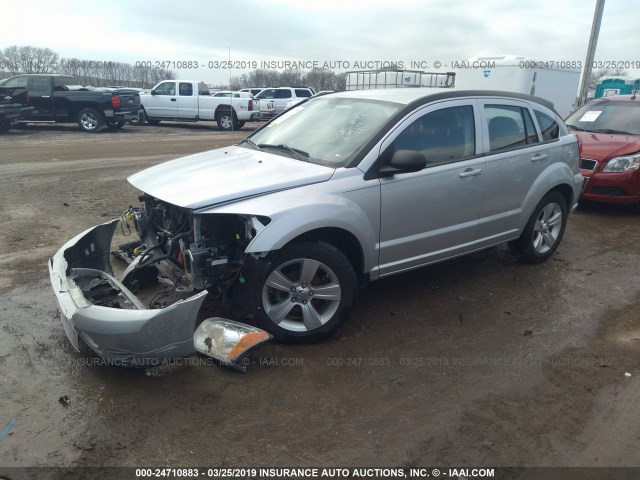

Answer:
[193,317,271,371]
[602,153,640,173]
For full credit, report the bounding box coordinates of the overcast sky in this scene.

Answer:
[1,0,638,84]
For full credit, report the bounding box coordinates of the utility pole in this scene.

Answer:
[576,0,606,107]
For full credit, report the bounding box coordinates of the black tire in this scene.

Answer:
[146,118,161,126]
[251,242,357,343]
[106,119,125,129]
[0,120,11,133]
[129,110,145,126]
[77,108,104,133]
[235,121,245,129]
[216,110,237,131]
[511,191,568,264]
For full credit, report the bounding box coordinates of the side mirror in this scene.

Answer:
[379,149,427,176]
[150,90,156,95]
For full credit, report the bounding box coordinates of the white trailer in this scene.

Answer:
[452,55,581,118]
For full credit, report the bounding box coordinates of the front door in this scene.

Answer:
[378,100,486,276]
[144,81,178,117]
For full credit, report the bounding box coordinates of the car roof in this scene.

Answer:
[329,88,556,110]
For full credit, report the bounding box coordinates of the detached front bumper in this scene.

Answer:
[49,220,271,368]
[49,220,207,366]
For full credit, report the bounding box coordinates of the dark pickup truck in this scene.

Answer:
[0,86,34,133]
[0,74,140,132]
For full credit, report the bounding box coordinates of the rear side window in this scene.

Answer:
[295,89,312,98]
[30,77,51,96]
[534,110,560,141]
[179,83,193,96]
[485,105,540,152]
[391,105,476,165]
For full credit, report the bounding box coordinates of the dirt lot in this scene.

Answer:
[0,122,639,472]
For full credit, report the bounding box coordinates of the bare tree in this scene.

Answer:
[304,67,338,92]
[0,45,59,74]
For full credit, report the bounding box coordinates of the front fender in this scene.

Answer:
[202,192,379,274]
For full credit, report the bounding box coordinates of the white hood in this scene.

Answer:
[128,145,335,209]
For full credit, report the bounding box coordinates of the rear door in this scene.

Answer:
[177,81,197,118]
[28,76,54,120]
[144,81,178,117]
[274,89,292,113]
[474,99,549,246]
[378,100,486,276]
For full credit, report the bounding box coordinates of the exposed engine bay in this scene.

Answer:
[113,195,268,309]
[48,196,272,368]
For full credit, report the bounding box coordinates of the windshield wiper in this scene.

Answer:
[238,138,262,150]
[567,125,588,132]
[258,143,310,161]
[592,128,633,135]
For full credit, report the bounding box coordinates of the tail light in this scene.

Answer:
[111,95,120,109]
[248,100,253,111]
[24,89,29,105]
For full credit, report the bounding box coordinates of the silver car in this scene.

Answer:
[49,88,583,364]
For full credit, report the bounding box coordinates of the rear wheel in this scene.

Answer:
[252,242,357,343]
[77,108,104,133]
[511,191,568,263]
[216,110,236,131]
[146,118,161,126]
[235,121,245,129]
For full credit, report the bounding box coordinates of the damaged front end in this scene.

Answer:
[49,201,271,369]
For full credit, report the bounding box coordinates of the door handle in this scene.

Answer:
[459,168,483,178]
[170,98,177,102]
[531,154,548,162]
[41,95,51,98]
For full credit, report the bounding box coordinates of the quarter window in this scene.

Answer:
[295,89,312,97]
[390,105,476,165]
[485,105,539,152]
[534,110,560,141]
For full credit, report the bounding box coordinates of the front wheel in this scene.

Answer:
[77,108,104,133]
[511,191,568,263]
[252,242,357,343]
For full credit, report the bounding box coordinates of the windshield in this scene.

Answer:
[565,99,640,135]
[246,97,403,167]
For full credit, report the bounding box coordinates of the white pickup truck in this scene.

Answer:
[137,80,259,130]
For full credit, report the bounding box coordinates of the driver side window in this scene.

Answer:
[388,105,476,166]
[154,82,176,95]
